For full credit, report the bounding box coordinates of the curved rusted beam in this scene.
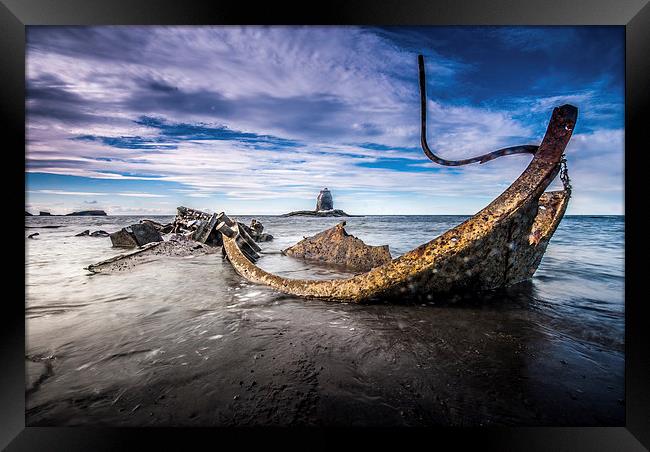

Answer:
[418,54,538,166]
[222,104,577,302]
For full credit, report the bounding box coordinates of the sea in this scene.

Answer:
[25,214,625,426]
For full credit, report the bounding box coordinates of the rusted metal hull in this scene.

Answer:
[221,105,576,303]
[282,221,392,272]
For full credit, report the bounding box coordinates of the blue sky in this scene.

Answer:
[25,26,624,215]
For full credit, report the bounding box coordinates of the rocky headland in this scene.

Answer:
[66,210,107,216]
[26,210,108,216]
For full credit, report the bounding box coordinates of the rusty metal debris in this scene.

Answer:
[172,206,219,243]
[418,55,539,166]
[88,207,272,273]
[217,55,576,303]
[109,223,162,248]
[282,221,391,272]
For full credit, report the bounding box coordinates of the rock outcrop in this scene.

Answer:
[282,209,353,217]
[131,223,163,246]
[283,188,356,217]
[316,188,333,211]
[283,221,391,272]
[140,219,174,234]
[109,223,162,248]
[109,228,139,247]
[76,229,108,238]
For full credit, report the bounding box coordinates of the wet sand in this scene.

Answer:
[25,215,624,426]
[26,285,623,427]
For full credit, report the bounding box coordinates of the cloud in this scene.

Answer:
[28,189,167,198]
[492,27,578,53]
[25,26,624,214]
[117,193,167,198]
[29,189,108,196]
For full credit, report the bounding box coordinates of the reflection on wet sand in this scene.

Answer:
[25,215,624,426]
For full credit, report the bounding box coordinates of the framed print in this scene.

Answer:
[3,0,649,449]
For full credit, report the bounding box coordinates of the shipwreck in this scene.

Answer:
[215,54,575,302]
[87,55,575,303]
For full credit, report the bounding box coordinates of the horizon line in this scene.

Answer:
[25,212,626,217]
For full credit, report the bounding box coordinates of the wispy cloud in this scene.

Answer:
[29,189,108,196]
[491,27,578,53]
[116,192,168,198]
[29,189,166,198]
[25,26,624,215]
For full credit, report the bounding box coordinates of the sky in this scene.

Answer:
[25,26,624,215]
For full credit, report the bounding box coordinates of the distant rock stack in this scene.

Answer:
[282,188,357,217]
[316,188,333,211]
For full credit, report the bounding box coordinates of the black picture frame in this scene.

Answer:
[3,0,648,449]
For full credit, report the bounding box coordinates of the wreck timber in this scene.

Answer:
[194,212,219,243]
[221,103,576,302]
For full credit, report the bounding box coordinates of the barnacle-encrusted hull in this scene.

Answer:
[221,105,577,303]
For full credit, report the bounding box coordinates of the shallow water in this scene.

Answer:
[25,214,624,426]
